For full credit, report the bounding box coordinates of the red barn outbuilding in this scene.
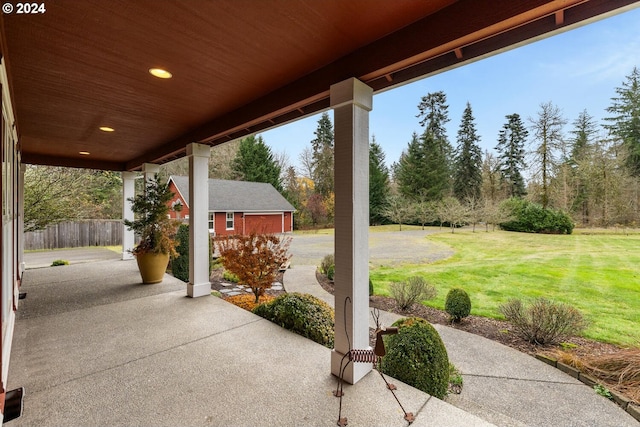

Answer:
[167,176,295,236]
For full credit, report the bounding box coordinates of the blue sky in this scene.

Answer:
[262,6,640,171]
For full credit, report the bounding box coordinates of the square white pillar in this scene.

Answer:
[18,164,26,276]
[187,143,211,298]
[330,78,373,384]
[121,171,136,260]
[142,163,160,184]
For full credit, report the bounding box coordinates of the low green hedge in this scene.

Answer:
[252,293,335,348]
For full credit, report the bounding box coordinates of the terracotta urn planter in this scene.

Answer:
[124,174,180,285]
[136,252,170,284]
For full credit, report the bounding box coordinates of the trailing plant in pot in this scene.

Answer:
[124,174,179,284]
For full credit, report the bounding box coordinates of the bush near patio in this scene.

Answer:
[499,297,587,345]
[369,230,640,346]
[253,293,335,348]
[445,288,471,323]
[216,232,291,303]
[320,253,335,281]
[380,317,449,399]
[171,224,189,282]
[389,276,437,311]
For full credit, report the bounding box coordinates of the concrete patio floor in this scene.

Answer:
[8,257,493,427]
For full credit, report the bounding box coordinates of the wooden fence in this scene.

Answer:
[24,220,123,250]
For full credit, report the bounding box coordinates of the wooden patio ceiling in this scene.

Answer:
[1,0,638,171]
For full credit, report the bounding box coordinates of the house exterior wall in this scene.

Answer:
[167,181,190,220]
[1,58,22,421]
[167,179,294,235]
[284,211,292,232]
[211,211,291,235]
[213,211,241,236]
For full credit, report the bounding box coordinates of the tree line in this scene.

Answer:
[24,67,640,231]
[282,66,640,229]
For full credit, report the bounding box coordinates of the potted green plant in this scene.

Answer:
[124,174,179,284]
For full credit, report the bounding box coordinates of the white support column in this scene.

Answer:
[186,143,211,298]
[142,163,160,184]
[121,171,136,260]
[18,164,25,276]
[330,78,373,384]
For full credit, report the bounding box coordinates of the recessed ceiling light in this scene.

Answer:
[99,126,115,132]
[79,151,90,155]
[149,68,172,79]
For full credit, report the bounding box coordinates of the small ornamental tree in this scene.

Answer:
[216,233,292,303]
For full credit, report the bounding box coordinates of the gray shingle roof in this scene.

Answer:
[169,176,295,212]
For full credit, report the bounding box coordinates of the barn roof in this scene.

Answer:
[169,176,295,213]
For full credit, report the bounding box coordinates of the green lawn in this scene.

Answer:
[370,230,640,346]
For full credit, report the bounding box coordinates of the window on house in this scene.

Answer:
[226,212,234,230]
[208,212,215,232]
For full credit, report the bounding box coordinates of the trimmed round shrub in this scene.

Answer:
[252,293,335,348]
[380,317,449,399]
[445,288,471,322]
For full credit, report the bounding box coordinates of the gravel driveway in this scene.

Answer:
[289,229,454,267]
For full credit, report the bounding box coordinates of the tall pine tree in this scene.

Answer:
[232,135,282,191]
[604,66,640,176]
[529,102,566,209]
[420,131,451,200]
[395,132,424,198]
[369,136,390,225]
[570,110,598,166]
[416,91,453,200]
[417,91,450,141]
[310,112,334,197]
[495,113,528,198]
[453,102,483,202]
[569,110,598,224]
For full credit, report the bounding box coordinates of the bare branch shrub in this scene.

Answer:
[499,297,587,345]
[390,276,437,311]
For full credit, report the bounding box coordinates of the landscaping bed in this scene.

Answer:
[211,265,638,410]
[316,270,639,409]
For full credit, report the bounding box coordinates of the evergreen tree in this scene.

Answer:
[417,91,450,140]
[420,131,451,200]
[529,102,566,209]
[495,113,528,198]
[395,132,424,198]
[453,102,483,201]
[232,135,282,191]
[412,90,454,200]
[569,110,598,224]
[570,110,598,165]
[604,66,640,176]
[369,136,390,225]
[310,112,334,197]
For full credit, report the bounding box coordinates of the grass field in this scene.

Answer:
[370,230,640,346]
